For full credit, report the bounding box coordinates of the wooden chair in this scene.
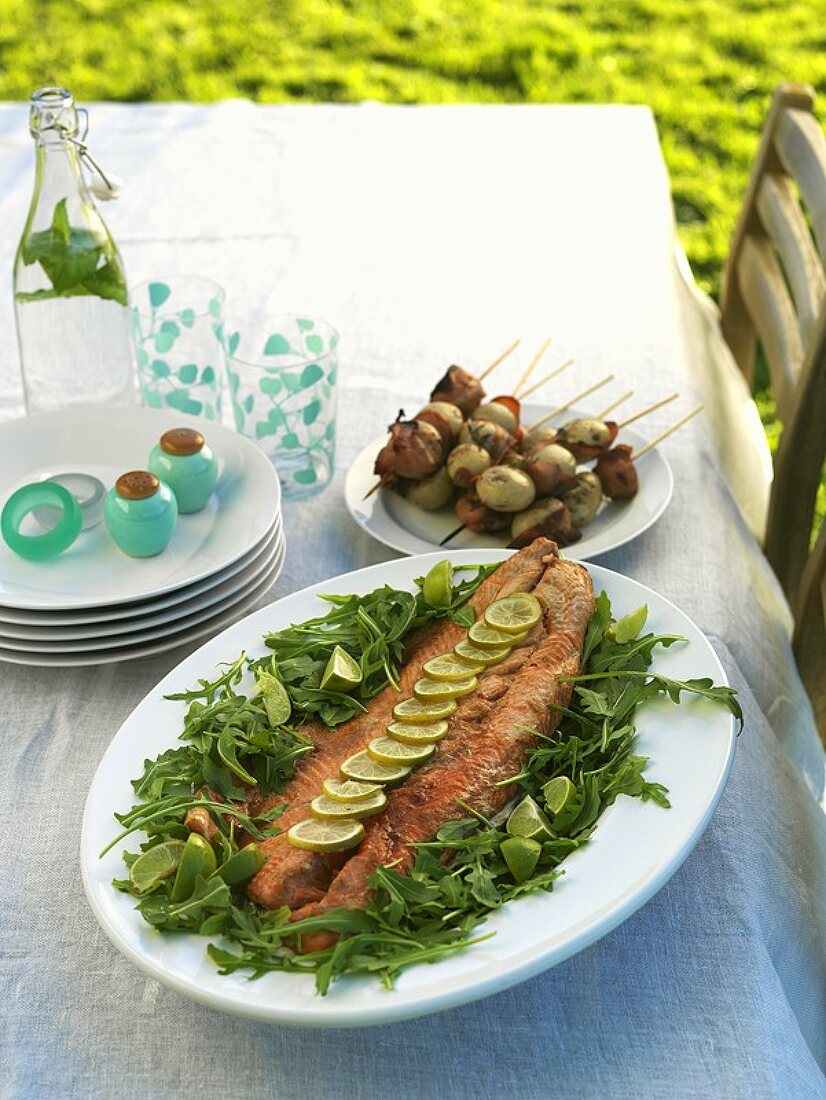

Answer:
[720,83,826,739]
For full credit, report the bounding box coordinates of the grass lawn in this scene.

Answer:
[2,0,824,517]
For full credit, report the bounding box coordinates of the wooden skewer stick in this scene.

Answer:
[363,475,392,501]
[633,404,703,460]
[513,337,553,397]
[517,357,575,401]
[478,338,522,382]
[596,390,634,419]
[439,522,467,547]
[617,392,679,431]
[527,374,615,431]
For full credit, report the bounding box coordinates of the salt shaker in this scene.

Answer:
[104,471,177,557]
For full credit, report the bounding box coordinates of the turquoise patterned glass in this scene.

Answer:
[131,276,226,420]
[226,314,338,499]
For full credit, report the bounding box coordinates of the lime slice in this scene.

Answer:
[287,817,365,852]
[128,839,186,895]
[453,639,511,666]
[322,777,383,802]
[387,719,449,744]
[213,842,267,885]
[311,790,387,820]
[468,621,528,649]
[422,559,454,608]
[340,750,412,784]
[170,833,217,902]
[367,736,436,766]
[484,592,542,634]
[392,697,458,723]
[413,675,477,702]
[607,604,648,644]
[506,796,553,841]
[423,653,484,680]
[543,775,577,816]
[500,836,542,883]
[256,670,292,727]
[320,645,363,693]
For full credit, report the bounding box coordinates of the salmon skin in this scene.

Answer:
[245,539,558,910]
[293,554,595,941]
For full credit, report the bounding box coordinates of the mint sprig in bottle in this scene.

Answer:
[13,87,136,414]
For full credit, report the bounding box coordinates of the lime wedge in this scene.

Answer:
[340,750,412,784]
[468,621,528,649]
[542,775,577,816]
[320,645,363,693]
[287,818,365,852]
[170,833,217,902]
[128,839,186,895]
[368,736,435,767]
[392,697,458,723]
[607,604,648,644]
[453,639,511,666]
[506,795,553,841]
[213,842,267,885]
[256,669,292,727]
[500,836,542,883]
[322,777,383,802]
[484,593,542,634]
[386,719,449,744]
[413,675,477,702]
[422,559,454,608]
[311,790,387,820]
[423,653,484,680]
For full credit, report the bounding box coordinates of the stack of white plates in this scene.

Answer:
[0,408,285,667]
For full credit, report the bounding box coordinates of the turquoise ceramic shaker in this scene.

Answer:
[104,471,178,557]
[148,427,218,514]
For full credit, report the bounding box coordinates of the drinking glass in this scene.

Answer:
[225,314,338,498]
[131,276,226,420]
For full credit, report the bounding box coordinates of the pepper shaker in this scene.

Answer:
[148,427,218,514]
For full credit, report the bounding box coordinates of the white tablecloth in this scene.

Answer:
[0,102,824,1100]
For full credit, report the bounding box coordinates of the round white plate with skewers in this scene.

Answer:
[346,399,676,560]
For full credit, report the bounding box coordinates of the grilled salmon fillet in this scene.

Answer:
[245,538,557,910]
[293,554,594,938]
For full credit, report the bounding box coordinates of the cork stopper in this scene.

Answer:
[116,470,160,500]
[160,427,204,456]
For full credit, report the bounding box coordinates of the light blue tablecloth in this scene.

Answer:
[0,103,824,1099]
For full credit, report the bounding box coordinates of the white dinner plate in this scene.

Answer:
[0,523,283,641]
[0,407,281,611]
[345,406,673,559]
[81,550,736,1028]
[0,540,284,667]
[0,515,282,628]
[0,529,284,649]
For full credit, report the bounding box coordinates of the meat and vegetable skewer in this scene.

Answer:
[442,395,693,547]
[367,338,563,498]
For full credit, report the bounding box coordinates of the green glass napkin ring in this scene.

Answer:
[1,482,83,560]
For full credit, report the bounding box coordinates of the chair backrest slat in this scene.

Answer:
[756,172,825,344]
[774,108,826,263]
[735,234,803,420]
[765,307,826,600]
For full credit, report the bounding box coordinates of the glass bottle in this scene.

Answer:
[13,87,136,415]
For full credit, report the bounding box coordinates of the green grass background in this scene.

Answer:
[2,0,824,514]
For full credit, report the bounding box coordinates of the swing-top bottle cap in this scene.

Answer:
[29,87,77,139]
